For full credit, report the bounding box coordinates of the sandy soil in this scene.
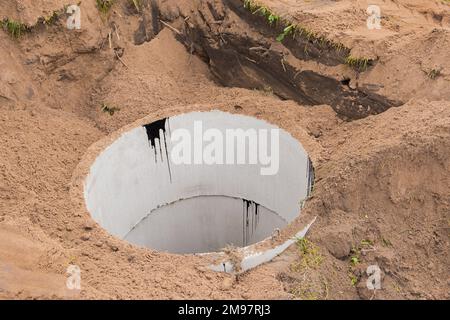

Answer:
[0,0,449,299]
[262,0,450,103]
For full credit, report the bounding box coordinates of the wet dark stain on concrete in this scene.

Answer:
[143,118,172,182]
[243,199,259,246]
[306,157,315,196]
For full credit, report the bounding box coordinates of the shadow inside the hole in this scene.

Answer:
[124,195,288,254]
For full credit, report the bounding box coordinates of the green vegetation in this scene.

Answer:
[346,239,377,286]
[350,255,359,266]
[381,237,392,247]
[360,239,374,247]
[41,11,59,26]
[427,68,441,79]
[276,24,295,42]
[261,85,274,95]
[288,273,329,300]
[348,272,358,286]
[0,18,30,38]
[96,0,115,14]
[277,24,318,46]
[291,237,323,270]
[349,238,376,267]
[2,5,71,38]
[286,238,329,299]
[288,275,329,300]
[243,0,335,47]
[101,103,120,115]
[130,0,141,12]
[255,8,280,25]
[347,246,359,286]
[243,0,374,72]
[289,287,319,300]
[243,1,280,25]
[345,56,372,71]
[243,0,259,13]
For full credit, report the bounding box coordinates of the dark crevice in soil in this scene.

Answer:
[340,78,351,86]
[154,0,403,119]
[224,0,350,67]
[134,0,161,45]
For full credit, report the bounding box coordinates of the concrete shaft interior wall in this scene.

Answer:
[84,111,313,254]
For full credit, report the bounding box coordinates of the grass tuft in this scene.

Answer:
[289,287,319,300]
[291,238,323,270]
[243,0,351,63]
[349,272,358,286]
[0,18,30,38]
[427,68,441,79]
[40,11,60,26]
[350,256,359,266]
[101,103,120,116]
[345,55,372,71]
[96,0,115,15]
[381,237,392,247]
[130,0,141,12]
[276,24,295,42]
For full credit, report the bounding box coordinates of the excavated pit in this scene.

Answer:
[84,111,314,254]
